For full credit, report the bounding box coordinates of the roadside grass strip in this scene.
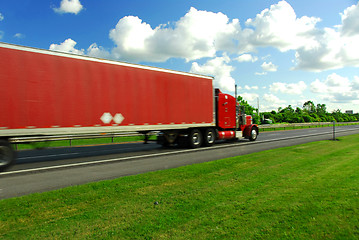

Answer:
[259,122,359,132]
[1,134,359,239]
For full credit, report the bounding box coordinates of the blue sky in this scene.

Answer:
[1,0,359,113]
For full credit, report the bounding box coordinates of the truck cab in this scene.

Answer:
[215,89,258,141]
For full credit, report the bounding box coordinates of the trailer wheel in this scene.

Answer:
[203,128,215,146]
[159,136,171,148]
[249,127,258,141]
[0,140,15,171]
[189,129,203,148]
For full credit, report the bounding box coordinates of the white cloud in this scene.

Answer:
[109,16,155,61]
[53,0,83,15]
[311,73,350,93]
[235,54,258,62]
[49,1,359,74]
[241,92,259,102]
[310,73,359,103]
[238,92,260,109]
[109,8,241,62]
[352,76,359,90]
[261,93,286,111]
[270,81,307,95]
[263,93,284,103]
[261,55,271,60]
[340,3,359,37]
[294,2,359,71]
[243,85,259,90]
[261,62,278,72]
[245,0,320,52]
[87,43,111,59]
[14,33,25,39]
[0,13,4,40]
[255,72,267,76]
[49,39,112,59]
[49,38,85,55]
[241,1,359,72]
[294,27,359,71]
[190,54,235,93]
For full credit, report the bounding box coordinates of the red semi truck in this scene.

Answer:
[0,42,258,170]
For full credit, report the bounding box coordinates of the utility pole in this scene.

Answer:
[257,97,261,122]
[235,84,237,101]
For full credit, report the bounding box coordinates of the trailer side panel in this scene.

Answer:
[0,44,214,136]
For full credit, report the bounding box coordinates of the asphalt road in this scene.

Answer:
[1,125,359,199]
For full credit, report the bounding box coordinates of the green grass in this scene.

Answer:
[1,135,359,239]
[259,122,359,132]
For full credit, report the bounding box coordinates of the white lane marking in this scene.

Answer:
[2,128,358,176]
[1,148,211,176]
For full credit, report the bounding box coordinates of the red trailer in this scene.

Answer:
[0,42,258,170]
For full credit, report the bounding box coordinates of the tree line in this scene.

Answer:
[237,97,359,124]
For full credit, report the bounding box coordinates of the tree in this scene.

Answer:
[293,115,304,123]
[316,104,327,116]
[279,105,296,123]
[295,107,303,115]
[303,114,314,122]
[303,101,316,113]
[238,95,357,125]
[237,95,259,124]
[237,96,256,115]
[332,109,344,122]
[309,112,321,122]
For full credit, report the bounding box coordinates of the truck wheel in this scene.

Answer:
[203,128,215,146]
[0,140,15,171]
[189,129,203,148]
[249,128,258,141]
[160,137,171,148]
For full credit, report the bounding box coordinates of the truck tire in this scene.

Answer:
[189,129,203,148]
[0,140,15,171]
[158,136,171,148]
[203,128,215,146]
[249,127,258,141]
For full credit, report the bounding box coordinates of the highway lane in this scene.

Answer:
[1,125,359,199]
[11,125,357,169]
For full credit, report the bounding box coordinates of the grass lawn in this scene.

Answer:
[1,134,359,239]
[259,122,359,132]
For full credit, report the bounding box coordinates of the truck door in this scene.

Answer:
[215,89,236,129]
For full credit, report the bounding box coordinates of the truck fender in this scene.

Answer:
[243,125,259,140]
